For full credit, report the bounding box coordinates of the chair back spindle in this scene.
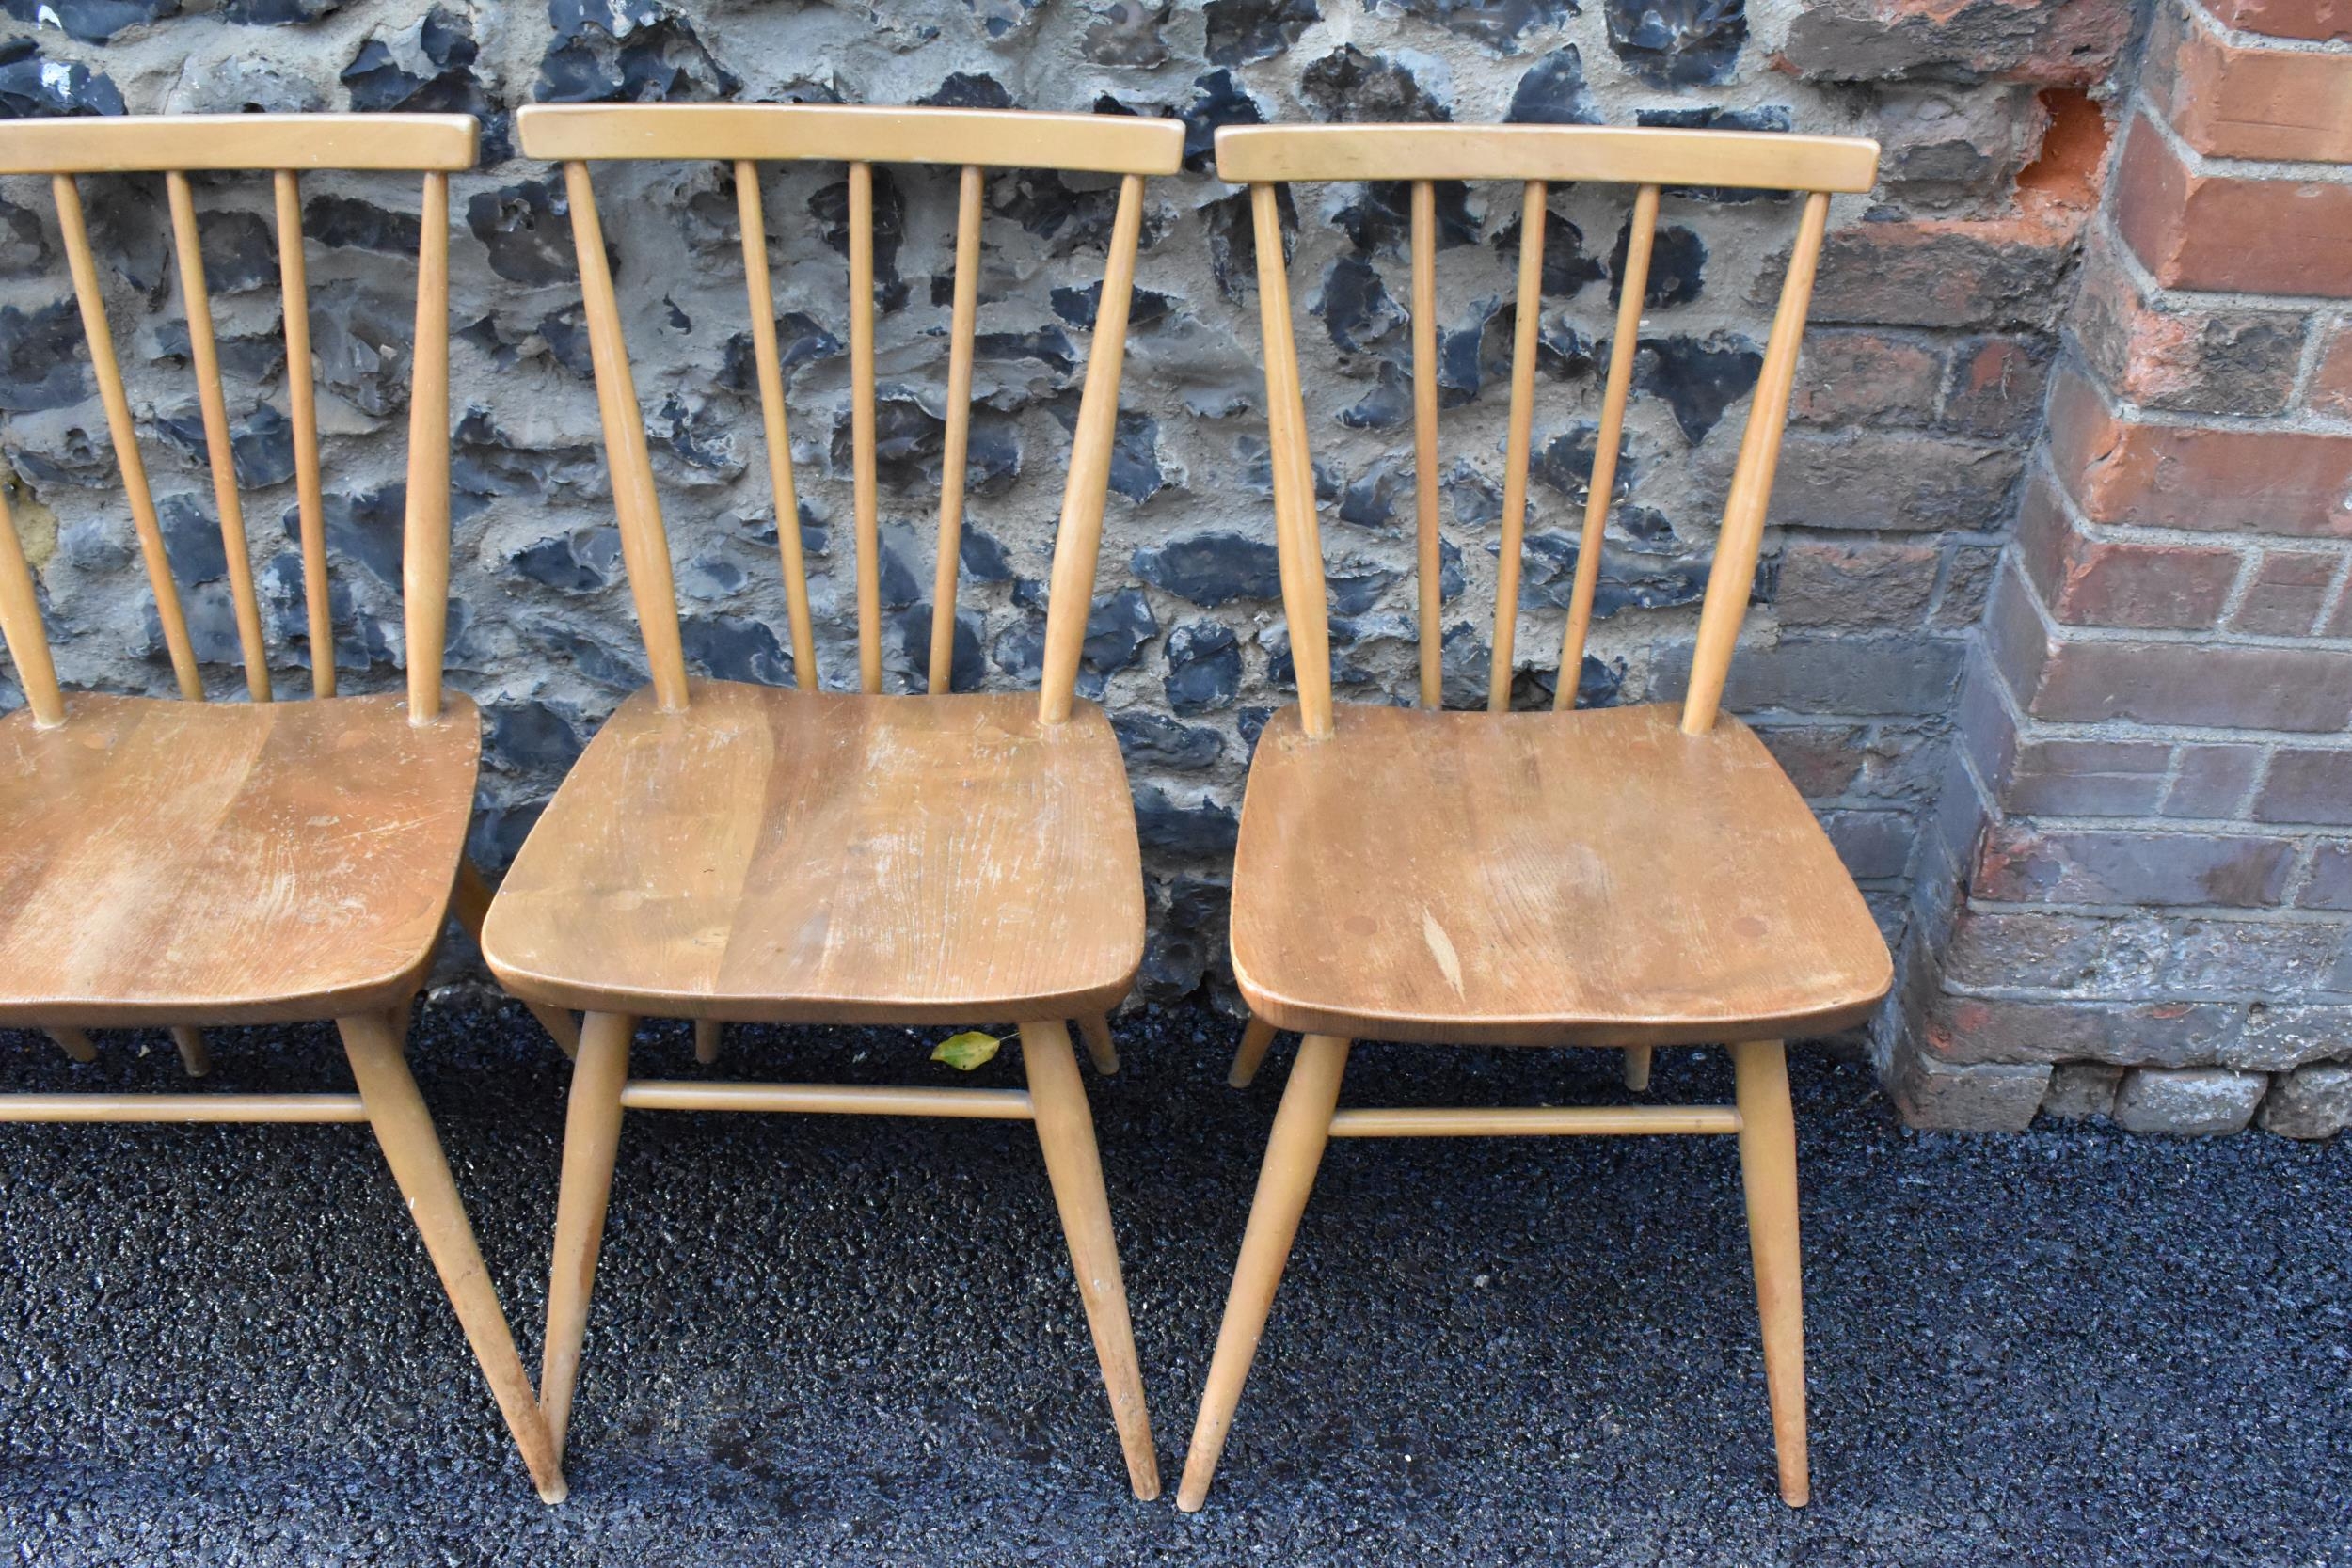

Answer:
[0,476,61,725]
[514,103,1185,721]
[930,164,985,699]
[166,169,273,702]
[1212,125,1875,735]
[276,170,333,698]
[733,162,819,687]
[402,170,454,722]
[53,174,203,700]
[1407,181,1441,709]
[846,158,882,696]
[1557,182,1661,711]
[1681,190,1833,735]
[0,114,478,723]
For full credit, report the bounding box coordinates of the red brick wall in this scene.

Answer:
[1896,0,2352,1135]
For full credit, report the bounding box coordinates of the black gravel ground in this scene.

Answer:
[0,1003,2347,1566]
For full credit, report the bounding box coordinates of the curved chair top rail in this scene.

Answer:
[0,113,470,728]
[0,113,479,175]
[516,103,1185,175]
[1214,123,1879,193]
[1211,120,1881,738]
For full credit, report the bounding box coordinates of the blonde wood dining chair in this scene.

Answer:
[0,114,565,1502]
[485,103,1184,1499]
[1178,123,1891,1513]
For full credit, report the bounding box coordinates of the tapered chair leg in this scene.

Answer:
[337,1011,567,1503]
[1623,1045,1653,1092]
[541,1009,635,1465]
[1020,1020,1159,1499]
[692,1019,722,1066]
[1227,1016,1277,1089]
[1178,1032,1351,1512]
[1075,1013,1120,1076]
[453,859,581,1060]
[1732,1038,1808,1507]
[170,1026,211,1078]
[46,1028,96,1064]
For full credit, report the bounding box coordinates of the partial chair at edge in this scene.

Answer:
[0,114,564,1500]
[1177,121,1893,1513]
[481,103,1184,1499]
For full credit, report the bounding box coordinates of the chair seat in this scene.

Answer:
[1230,702,1892,1048]
[0,692,480,1026]
[480,681,1146,1024]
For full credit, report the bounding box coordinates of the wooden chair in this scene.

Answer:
[1178,124,1892,1513]
[485,103,1184,1498]
[0,115,565,1501]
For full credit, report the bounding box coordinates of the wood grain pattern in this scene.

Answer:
[1229,702,1890,1047]
[481,682,1145,1022]
[0,114,476,175]
[0,693,480,1025]
[516,103,1184,174]
[1215,123,1878,191]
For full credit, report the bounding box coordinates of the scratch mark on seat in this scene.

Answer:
[1422,908,1465,999]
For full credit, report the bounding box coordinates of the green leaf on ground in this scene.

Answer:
[931,1030,1004,1071]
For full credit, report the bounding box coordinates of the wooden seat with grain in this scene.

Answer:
[487,103,1184,1500]
[1183,122,1889,1513]
[0,114,564,1502]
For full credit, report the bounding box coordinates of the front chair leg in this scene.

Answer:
[540,1009,635,1467]
[1177,1032,1351,1512]
[337,1011,567,1504]
[1020,1020,1159,1499]
[1075,1013,1120,1076]
[1227,1016,1277,1089]
[1732,1038,1808,1507]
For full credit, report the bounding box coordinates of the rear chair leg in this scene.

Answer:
[337,1010,567,1503]
[170,1026,211,1079]
[46,1028,96,1064]
[692,1019,722,1066]
[453,858,581,1060]
[1178,1032,1351,1512]
[1076,1013,1120,1076]
[1227,1017,1277,1089]
[1732,1038,1808,1507]
[540,1010,634,1465]
[1021,1020,1159,1499]
[1622,1045,1653,1092]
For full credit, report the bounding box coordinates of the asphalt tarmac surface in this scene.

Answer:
[0,1004,2344,1565]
